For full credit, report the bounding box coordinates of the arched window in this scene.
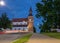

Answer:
[29,19,32,21]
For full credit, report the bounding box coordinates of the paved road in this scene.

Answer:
[27,33,60,43]
[0,33,28,43]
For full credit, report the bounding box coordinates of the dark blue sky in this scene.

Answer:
[0,0,42,33]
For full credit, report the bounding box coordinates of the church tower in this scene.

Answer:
[28,7,33,32]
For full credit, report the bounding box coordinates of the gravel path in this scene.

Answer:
[27,33,60,43]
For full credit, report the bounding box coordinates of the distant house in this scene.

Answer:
[51,28,60,32]
[12,8,34,32]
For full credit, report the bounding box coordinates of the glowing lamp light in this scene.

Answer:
[0,0,5,6]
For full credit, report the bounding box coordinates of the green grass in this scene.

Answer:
[13,34,32,43]
[42,32,60,39]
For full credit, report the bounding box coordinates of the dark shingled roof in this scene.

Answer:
[12,18,28,22]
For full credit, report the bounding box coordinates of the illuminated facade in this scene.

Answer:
[12,8,33,32]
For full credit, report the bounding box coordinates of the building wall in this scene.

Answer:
[12,16,33,32]
[12,21,28,31]
[12,27,28,31]
[28,16,33,32]
[12,21,27,25]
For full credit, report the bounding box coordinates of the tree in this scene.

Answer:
[33,26,36,33]
[1,13,12,29]
[0,17,2,28]
[36,0,60,32]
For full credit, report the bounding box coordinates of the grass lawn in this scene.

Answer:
[12,33,32,43]
[42,32,60,39]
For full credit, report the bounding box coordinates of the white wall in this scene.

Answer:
[57,29,60,32]
[51,29,60,32]
[12,27,28,31]
[12,22,27,25]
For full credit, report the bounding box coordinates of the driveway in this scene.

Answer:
[0,33,28,43]
[27,33,60,43]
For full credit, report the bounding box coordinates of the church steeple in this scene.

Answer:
[28,7,33,32]
[29,7,33,16]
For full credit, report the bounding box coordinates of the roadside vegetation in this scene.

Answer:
[36,0,60,32]
[13,33,32,43]
[0,13,12,30]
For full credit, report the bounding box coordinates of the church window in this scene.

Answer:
[29,19,32,21]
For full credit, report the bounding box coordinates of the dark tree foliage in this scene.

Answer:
[36,0,60,32]
[0,13,12,29]
[33,26,36,33]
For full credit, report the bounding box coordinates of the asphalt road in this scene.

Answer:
[0,33,28,43]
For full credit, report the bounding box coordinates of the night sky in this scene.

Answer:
[0,0,43,33]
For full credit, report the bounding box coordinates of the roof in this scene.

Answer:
[12,18,28,22]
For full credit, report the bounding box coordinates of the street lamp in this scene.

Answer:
[0,0,5,6]
[0,0,15,19]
